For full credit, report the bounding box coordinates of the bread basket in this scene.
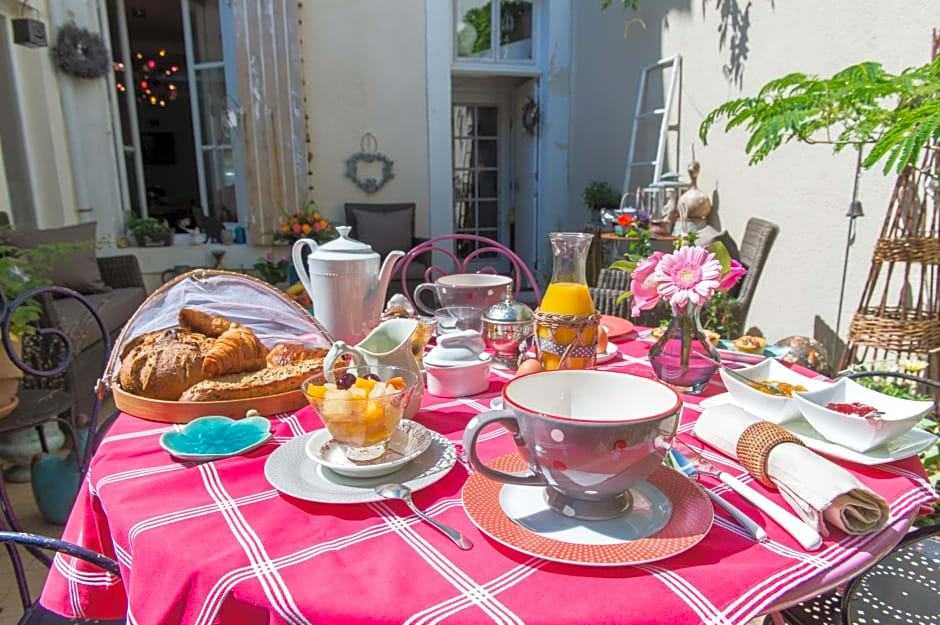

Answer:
[102,270,334,422]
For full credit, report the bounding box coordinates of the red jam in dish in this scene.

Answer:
[826,402,878,417]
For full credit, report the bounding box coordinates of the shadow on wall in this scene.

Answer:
[709,0,762,88]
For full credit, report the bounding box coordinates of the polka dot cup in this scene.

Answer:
[462,370,681,521]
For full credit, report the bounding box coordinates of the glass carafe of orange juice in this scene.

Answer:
[535,232,598,370]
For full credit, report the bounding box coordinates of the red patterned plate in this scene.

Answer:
[600,315,634,339]
[462,453,712,566]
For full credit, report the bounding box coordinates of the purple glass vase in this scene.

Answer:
[648,304,720,394]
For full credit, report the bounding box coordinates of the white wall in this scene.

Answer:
[570,0,937,348]
[0,0,78,230]
[300,0,431,236]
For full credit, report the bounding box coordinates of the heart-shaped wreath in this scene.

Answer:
[345,152,395,193]
[52,23,111,79]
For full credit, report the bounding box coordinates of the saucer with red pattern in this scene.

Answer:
[462,453,712,566]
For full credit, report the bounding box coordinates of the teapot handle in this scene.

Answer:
[291,239,318,298]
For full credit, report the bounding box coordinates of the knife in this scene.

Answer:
[668,450,768,543]
[670,443,823,551]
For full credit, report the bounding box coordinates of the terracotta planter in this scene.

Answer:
[0,335,24,410]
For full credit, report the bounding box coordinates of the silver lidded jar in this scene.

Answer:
[482,284,535,369]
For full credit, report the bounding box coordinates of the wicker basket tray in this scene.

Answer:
[113,384,308,423]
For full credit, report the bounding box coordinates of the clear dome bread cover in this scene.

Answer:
[102,270,333,391]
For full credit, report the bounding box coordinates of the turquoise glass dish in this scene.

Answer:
[160,416,272,461]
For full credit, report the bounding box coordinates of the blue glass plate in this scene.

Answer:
[160,416,272,461]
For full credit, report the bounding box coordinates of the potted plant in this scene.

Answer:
[582,181,622,222]
[253,252,290,286]
[270,203,337,285]
[126,212,173,247]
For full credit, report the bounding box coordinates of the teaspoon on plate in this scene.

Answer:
[374,483,474,550]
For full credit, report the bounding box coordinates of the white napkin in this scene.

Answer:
[693,404,889,536]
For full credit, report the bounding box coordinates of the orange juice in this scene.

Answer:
[537,281,596,370]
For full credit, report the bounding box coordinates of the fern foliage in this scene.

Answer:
[699,58,940,174]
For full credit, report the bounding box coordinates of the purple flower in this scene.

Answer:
[265,251,275,261]
[636,209,650,228]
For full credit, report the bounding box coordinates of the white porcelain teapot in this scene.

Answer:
[292,226,404,344]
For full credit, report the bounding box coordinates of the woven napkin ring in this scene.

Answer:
[735,422,805,488]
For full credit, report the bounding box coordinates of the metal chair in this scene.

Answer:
[395,234,542,309]
[0,530,123,625]
[732,217,779,329]
[767,525,940,625]
[0,286,113,563]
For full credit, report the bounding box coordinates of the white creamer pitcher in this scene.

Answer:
[323,318,423,419]
[292,226,403,344]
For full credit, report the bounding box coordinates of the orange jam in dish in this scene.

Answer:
[747,379,806,397]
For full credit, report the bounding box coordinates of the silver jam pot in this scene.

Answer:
[482,285,535,370]
[483,320,535,369]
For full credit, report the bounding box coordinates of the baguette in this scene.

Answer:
[179,359,325,402]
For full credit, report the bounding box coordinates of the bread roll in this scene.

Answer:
[266,343,329,367]
[119,329,213,400]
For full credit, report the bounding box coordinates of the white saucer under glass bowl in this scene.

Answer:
[264,427,456,504]
[304,420,434,478]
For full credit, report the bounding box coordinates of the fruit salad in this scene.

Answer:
[305,372,409,448]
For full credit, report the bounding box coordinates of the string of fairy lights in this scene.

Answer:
[114,48,181,107]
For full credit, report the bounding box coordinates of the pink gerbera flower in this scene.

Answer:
[654,246,722,310]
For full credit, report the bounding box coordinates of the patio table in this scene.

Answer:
[40,334,938,625]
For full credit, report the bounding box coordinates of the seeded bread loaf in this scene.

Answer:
[179,359,326,402]
[119,329,213,400]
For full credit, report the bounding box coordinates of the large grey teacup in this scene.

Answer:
[413,273,512,315]
[463,370,681,520]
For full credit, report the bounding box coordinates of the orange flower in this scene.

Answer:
[279,224,289,232]
[301,223,312,234]
[617,213,633,227]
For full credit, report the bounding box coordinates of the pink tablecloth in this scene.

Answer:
[41,337,938,625]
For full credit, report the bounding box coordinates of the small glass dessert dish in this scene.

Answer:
[434,306,484,335]
[302,365,420,462]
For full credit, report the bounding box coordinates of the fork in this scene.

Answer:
[672,440,823,551]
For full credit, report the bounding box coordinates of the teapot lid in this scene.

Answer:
[312,226,376,256]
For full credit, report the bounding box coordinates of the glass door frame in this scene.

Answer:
[180,0,247,222]
[451,89,512,268]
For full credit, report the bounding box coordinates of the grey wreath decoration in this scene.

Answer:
[52,24,111,79]
[521,97,540,136]
[345,152,395,193]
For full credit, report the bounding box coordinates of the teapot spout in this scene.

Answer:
[370,249,405,305]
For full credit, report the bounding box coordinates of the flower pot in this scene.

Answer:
[0,335,24,412]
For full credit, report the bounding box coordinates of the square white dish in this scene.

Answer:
[718,359,830,424]
[792,378,934,452]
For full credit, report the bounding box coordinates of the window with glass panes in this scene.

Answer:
[452,103,500,257]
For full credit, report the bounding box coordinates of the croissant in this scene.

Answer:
[202,325,268,377]
[178,308,236,338]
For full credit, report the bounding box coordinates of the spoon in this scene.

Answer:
[691,349,785,396]
[374,483,474,550]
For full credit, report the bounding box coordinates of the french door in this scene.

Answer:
[451,91,511,263]
[110,0,246,222]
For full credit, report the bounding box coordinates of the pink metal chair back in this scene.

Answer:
[395,234,541,309]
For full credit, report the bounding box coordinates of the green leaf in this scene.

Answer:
[609,260,637,273]
[706,241,731,275]
[616,291,632,305]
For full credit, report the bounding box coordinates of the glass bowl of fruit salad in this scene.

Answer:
[302,365,421,462]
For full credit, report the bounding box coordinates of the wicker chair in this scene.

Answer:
[344,203,429,299]
[0,530,123,625]
[732,218,779,329]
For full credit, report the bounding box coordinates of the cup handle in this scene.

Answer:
[291,239,318,299]
[412,282,438,316]
[323,341,364,383]
[462,410,544,486]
